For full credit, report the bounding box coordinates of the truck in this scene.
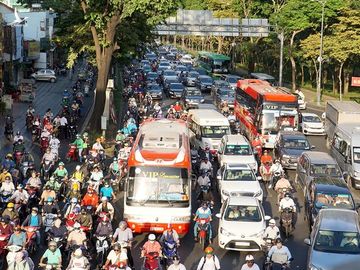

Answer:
[325,100,360,147]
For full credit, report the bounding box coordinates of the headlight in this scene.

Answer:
[282,155,290,160]
[201,99,205,103]
[222,190,230,196]
[220,227,234,237]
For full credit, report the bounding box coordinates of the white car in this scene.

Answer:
[300,113,325,135]
[180,54,193,65]
[216,196,271,251]
[217,135,258,172]
[217,164,263,203]
[298,98,307,110]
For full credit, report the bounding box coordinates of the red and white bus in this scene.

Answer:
[124,119,191,236]
[234,79,299,148]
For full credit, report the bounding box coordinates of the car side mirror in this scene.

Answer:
[215,213,221,219]
[256,176,262,181]
[304,238,311,246]
[311,145,315,149]
[264,215,271,221]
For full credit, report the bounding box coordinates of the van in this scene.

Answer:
[217,135,258,172]
[188,109,230,152]
[330,124,360,189]
[296,151,344,189]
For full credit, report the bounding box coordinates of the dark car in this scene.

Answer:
[163,77,179,95]
[181,87,205,109]
[168,83,185,99]
[304,176,356,230]
[175,65,188,76]
[195,75,214,93]
[184,71,200,86]
[274,131,314,169]
[146,72,159,83]
[147,83,163,100]
[222,75,243,90]
[214,87,235,109]
[211,80,231,97]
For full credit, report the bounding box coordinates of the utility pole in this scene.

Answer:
[278,31,284,87]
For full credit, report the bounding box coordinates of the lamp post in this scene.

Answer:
[314,0,327,106]
[231,41,236,70]
[278,31,284,87]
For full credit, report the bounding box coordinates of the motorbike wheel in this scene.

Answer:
[199,235,206,251]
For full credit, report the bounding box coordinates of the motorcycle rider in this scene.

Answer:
[10,184,29,205]
[13,139,25,154]
[95,196,115,221]
[141,233,162,257]
[168,256,186,270]
[199,157,213,175]
[269,160,284,188]
[22,207,42,246]
[2,154,16,172]
[2,202,19,222]
[72,165,84,184]
[75,207,93,230]
[66,248,90,270]
[92,138,105,160]
[41,148,56,166]
[260,150,272,165]
[88,165,103,193]
[196,247,220,270]
[100,181,115,201]
[0,216,13,235]
[26,171,42,189]
[8,225,26,248]
[196,171,214,204]
[48,218,68,239]
[13,131,24,144]
[65,198,81,218]
[103,243,128,269]
[112,221,134,267]
[295,88,305,101]
[279,193,297,224]
[227,110,236,122]
[40,186,56,205]
[40,128,51,141]
[160,224,180,246]
[274,175,292,202]
[67,222,87,249]
[52,162,68,180]
[267,238,292,266]
[95,215,113,237]
[39,241,62,270]
[81,187,99,209]
[42,196,60,216]
[174,102,182,113]
[263,219,280,241]
[115,130,126,143]
[49,135,61,158]
[241,255,260,270]
[221,101,230,115]
[73,134,85,162]
[0,176,15,195]
[193,202,212,243]
[199,147,213,162]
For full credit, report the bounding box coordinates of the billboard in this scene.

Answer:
[351,77,360,87]
[27,40,40,60]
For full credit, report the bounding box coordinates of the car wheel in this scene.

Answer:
[50,78,56,83]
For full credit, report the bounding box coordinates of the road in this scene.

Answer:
[113,93,360,270]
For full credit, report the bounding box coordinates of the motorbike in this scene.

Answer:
[191,151,199,175]
[24,226,38,254]
[162,239,177,267]
[96,235,110,268]
[271,171,282,189]
[196,218,211,250]
[6,245,23,268]
[0,234,10,270]
[277,187,291,204]
[40,137,50,153]
[260,163,272,184]
[142,252,161,270]
[20,160,36,179]
[32,125,41,142]
[198,185,213,205]
[41,160,54,181]
[26,113,34,130]
[4,124,13,141]
[280,207,294,238]
[66,144,78,162]
[68,124,77,140]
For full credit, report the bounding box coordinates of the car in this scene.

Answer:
[141,64,152,74]
[217,135,258,172]
[220,74,242,90]
[274,131,314,169]
[168,83,184,99]
[180,87,205,109]
[147,83,163,100]
[140,59,150,67]
[184,71,200,86]
[158,61,171,71]
[250,72,277,85]
[304,176,356,229]
[211,80,231,97]
[163,77,179,95]
[214,87,235,109]
[31,69,57,83]
[300,113,325,135]
[216,196,270,251]
[145,53,157,61]
[174,65,188,76]
[180,54,193,65]
[196,75,214,93]
[146,72,159,83]
[304,208,360,270]
[296,151,344,188]
[217,164,263,203]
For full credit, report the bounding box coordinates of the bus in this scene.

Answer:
[198,51,230,74]
[234,79,299,148]
[124,119,191,236]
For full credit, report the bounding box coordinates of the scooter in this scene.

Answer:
[26,113,34,130]
[41,160,54,181]
[196,218,211,250]
[6,245,23,268]
[142,252,161,270]
[32,125,41,142]
[24,226,38,254]
[66,144,78,162]
[162,239,177,267]
[260,163,272,184]
[280,207,295,238]
[40,137,50,153]
[96,235,110,268]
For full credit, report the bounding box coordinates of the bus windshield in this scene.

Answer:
[126,167,189,207]
[261,110,297,132]
[201,126,230,138]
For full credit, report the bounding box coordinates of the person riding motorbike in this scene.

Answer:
[199,157,213,175]
[227,111,236,122]
[65,198,81,218]
[42,197,60,215]
[221,101,230,115]
[196,171,214,204]
[2,154,16,172]
[141,233,162,257]
[196,247,220,270]
[72,134,85,162]
[81,188,99,209]
[0,176,15,195]
[193,202,212,243]
[2,202,19,222]
[13,131,24,144]
[260,150,272,165]
[72,165,84,184]
[168,256,186,270]
[274,175,291,200]
[279,193,297,220]
[160,224,180,246]
[112,221,133,267]
[103,243,128,269]
[267,238,292,266]
[100,182,115,201]
[75,207,93,230]
[0,216,13,235]
[39,241,62,269]
[199,147,213,162]
[49,135,60,158]
[95,197,115,221]
[263,219,280,242]
[66,248,90,270]
[40,128,51,141]
[48,218,68,239]
[88,165,103,193]
[22,207,42,246]
[174,102,182,112]
[67,222,87,249]
[52,162,68,180]
[95,216,113,237]
[13,140,25,155]
[115,130,126,143]
[240,255,260,270]
[42,148,56,166]
[40,186,56,205]
[269,160,284,188]
[10,184,29,206]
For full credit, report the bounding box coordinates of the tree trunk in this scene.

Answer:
[300,63,305,86]
[289,30,301,91]
[344,69,350,95]
[216,36,223,53]
[181,35,185,48]
[338,62,344,101]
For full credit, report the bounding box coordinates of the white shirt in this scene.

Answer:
[92,142,104,151]
[60,117,68,126]
[241,263,260,270]
[168,264,187,270]
[106,249,127,264]
[0,182,15,193]
[200,162,212,171]
[263,226,280,240]
[197,176,210,187]
[196,256,220,270]
[49,138,60,149]
[279,198,296,211]
[41,130,50,138]
[227,115,236,121]
[270,163,283,174]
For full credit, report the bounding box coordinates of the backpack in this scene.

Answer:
[200,255,219,270]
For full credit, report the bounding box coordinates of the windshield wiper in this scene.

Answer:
[140,193,156,206]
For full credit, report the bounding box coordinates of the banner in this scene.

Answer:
[351,77,360,87]
[27,41,40,60]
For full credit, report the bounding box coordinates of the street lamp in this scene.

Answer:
[278,31,284,87]
[313,0,327,106]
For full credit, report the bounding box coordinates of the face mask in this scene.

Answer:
[31,212,36,216]
[173,260,179,265]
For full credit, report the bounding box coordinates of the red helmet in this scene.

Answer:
[102,216,110,222]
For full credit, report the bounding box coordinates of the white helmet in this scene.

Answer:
[76,165,81,170]
[148,234,156,241]
[269,219,276,225]
[245,255,254,261]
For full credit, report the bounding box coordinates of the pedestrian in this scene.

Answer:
[240,255,260,270]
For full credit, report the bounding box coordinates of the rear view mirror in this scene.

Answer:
[264,215,271,221]
[256,176,262,181]
[311,145,315,149]
[304,238,311,246]
[215,213,221,219]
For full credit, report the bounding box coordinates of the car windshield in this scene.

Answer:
[303,115,322,123]
[310,164,342,177]
[314,192,354,209]
[164,71,176,76]
[224,205,262,222]
[224,144,251,155]
[220,90,234,98]
[201,126,230,138]
[314,230,360,254]
[200,77,213,83]
[282,137,310,149]
[187,89,202,96]
[188,72,199,78]
[353,147,360,164]
[147,73,157,79]
[170,84,184,91]
[176,66,187,71]
[227,77,238,83]
[224,169,255,181]
[216,81,230,87]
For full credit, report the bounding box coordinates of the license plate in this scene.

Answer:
[150,227,164,231]
[236,242,250,246]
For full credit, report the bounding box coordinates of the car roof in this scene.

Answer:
[199,75,212,79]
[318,209,359,232]
[280,130,306,138]
[250,73,275,80]
[225,163,252,170]
[313,176,349,192]
[301,151,336,164]
[224,134,249,144]
[228,196,260,206]
[301,112,320,117]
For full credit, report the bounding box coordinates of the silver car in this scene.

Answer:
[304,208,360,270]
[31,69,57,83]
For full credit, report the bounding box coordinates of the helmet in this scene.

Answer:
[73,222,81,229]
[119,221,127,228]
[204,246,214,254]
[71,198,78,203]
[245,255,254,261]
[46,197,54,203]
[269,219,276,225]
[48,241,57,247]
[7,202,14,208]
[101,196,108,202]
[6,153,12,158]
[148,234,156,241]
[59,162,64,166]
[102,216,109,222]
[16,131,20,135]
[76,165,81,170]
[74,248,82,257]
